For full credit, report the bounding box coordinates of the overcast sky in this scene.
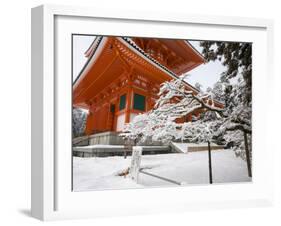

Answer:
[187,41,225,91]
[72,35,96,81]
[72,35,225,91]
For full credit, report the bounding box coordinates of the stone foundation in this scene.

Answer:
[188,144,224,152]
[73,145,171,157]
[88,132,125,145]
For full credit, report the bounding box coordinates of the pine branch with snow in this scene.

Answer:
[121,75,224,145]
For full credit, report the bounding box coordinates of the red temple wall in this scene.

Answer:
[85,104,110,134]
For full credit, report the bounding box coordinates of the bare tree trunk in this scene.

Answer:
[243,131,252,177]
[207,141,213,184]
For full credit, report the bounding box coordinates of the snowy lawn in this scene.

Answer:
[73,149,251,191]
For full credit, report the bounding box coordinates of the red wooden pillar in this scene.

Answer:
[125,71,133,123]
[146,82,152,111]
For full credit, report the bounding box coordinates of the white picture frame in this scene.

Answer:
[31,4,274,221]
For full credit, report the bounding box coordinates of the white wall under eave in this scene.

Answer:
[116,113,125,131]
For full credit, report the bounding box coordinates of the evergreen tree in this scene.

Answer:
[200,41,252,169]
[200,41,252,104]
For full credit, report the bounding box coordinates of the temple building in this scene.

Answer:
[73,36,223,136]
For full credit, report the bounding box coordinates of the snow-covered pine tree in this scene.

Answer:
[211,81,227,103]
[121,75,223,145]
[200,41,252,176]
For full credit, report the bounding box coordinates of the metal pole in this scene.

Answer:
[243,131,252,177]
[207,141,213,184]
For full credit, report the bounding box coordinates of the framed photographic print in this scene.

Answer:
[31,4,274,221]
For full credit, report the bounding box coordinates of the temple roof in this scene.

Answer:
[73,36,223,109]
[74,36,204,92]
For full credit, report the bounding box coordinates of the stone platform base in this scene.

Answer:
[72,132,124,147]
[73,131,163,146]
[73,133,225,157]
[188,144,224,152]
[89,132,125,145]
[73,145,171,157]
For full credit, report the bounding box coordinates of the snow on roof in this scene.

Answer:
[74,36,201,93]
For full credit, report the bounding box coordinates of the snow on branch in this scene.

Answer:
[121,73,251,154]
[157,77,225,118]
[121,76,225,145]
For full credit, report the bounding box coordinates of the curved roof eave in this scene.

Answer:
[184,40,206,63]
[73,36,104,86]
[74,36,224,107]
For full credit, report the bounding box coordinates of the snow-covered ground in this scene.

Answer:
[171,142,189,153]
[171,142,224,153]
[73,149,251,191]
